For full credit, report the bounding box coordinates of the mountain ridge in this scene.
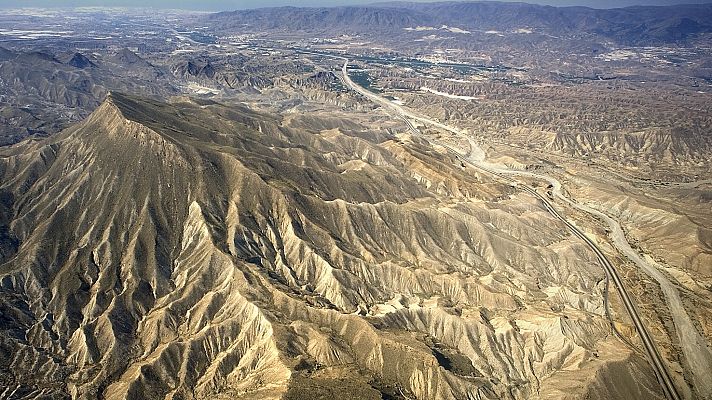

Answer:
[207,1,712,44]
[0,93,666,399]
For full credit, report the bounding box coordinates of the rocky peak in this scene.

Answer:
[82,92,156,139]
[112,48,144,65]
[68,52,95,69]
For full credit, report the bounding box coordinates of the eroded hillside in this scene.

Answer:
[0,93,663,399]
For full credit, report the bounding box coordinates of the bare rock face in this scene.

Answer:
[0,93,663,399]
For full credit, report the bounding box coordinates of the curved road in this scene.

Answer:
[338,60,705,400]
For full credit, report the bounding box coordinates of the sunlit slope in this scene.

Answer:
[0,93,662,399]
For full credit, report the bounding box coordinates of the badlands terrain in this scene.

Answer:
[0,2,711,400]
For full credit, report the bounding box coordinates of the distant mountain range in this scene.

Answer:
[208,1,712,44]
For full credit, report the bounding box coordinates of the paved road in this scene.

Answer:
[339,60,695,400]
[475,164,682,400]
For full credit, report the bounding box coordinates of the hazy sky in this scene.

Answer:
[0,0,710,11]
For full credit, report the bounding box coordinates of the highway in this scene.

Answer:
[339,60,688,400]
[477,164,681,400]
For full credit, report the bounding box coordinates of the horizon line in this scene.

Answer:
[1,0,711,13]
